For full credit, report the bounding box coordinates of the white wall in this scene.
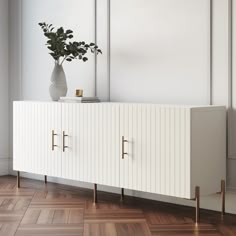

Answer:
[0,0,9,175]
[21,0,96,100]
[110,0,210,104]
[7,0,236,204]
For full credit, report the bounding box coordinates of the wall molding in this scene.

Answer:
[107,0,111,101]
[210,0,213,105]
[19,0,22,100]
[96,0,110,101]
[94,0,97,97]
[228,0,233,110]
[227,0,235,159]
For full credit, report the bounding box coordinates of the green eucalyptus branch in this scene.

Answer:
[39,22,102,65]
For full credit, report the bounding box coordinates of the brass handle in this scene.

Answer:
[122,136,128,159]
[52,130,58,151]
[63,131,69,152]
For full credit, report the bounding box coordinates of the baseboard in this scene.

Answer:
[8,159,236,215]
[0,158,9,176]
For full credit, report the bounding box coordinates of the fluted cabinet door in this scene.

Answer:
[120,104,156,193]
[95,104,120,187]
[61,104,120,187]
[46,103,62,178]
[13,102,62,177]
[120,104,191,198]
[61,103,89,182]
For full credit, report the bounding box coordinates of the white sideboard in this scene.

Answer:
[13,102,226,220]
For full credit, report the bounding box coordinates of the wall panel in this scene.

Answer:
[96,0,110,101]
[230,0,236,159]
[0,0,9,175]
[110,0,211,105]
[21,0,96,100]
[212,0,230,106]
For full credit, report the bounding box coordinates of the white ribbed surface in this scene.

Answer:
[47,103,62,178]
[120,104,191,198]
[14,102,226,200]
[13,102,62,177]
[61,103,120,187]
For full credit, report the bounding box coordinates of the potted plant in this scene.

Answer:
[39,22,102,101]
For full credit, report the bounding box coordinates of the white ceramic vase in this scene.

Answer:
[49,63,68,101]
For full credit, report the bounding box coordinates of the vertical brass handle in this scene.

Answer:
[52,130,58,151]
[63,131,69,152]
[122,136,128,159]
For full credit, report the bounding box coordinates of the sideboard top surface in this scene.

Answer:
[13,101,226,110]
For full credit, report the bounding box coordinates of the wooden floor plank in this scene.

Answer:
[37,209,54,225]
[84,222,151,236]
[21,209,41,225]
[15,224,84,236]
[52,209,70,224]
[68,209,84,224]
[0,223,19,236]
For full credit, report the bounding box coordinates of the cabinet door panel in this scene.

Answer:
[61,104,96,183]
[13,102,62,176]
[120,104,191,198]
[96,104,120,186]
[61,103,79,181]
[61,104,120,187]
[120,104,156,192]
[47,103,62,178]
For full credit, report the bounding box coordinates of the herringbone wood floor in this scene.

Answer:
[0,176,235,236]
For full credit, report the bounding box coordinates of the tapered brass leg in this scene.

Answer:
[94,184,97,204]
[44,175,47,184]
[221,180,225,215]
[195,186,200,224]
[17,171,20,188]
[120,188,124,201]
